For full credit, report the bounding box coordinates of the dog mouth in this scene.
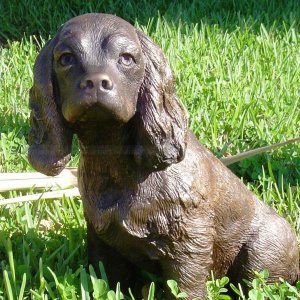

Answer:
[63,100,114,124]
[78,104,112,122]
[63,96,136,124]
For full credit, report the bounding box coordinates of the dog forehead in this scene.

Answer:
[60,13,137,43]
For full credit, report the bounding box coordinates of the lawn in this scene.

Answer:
[0,0,300,299]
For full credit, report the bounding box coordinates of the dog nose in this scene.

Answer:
[80,74,114,91]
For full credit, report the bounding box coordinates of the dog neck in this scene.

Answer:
[75,121,137,176]
[76,120,130,150]
[74,121,149,208]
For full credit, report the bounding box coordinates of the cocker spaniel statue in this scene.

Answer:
[28,13,299,299]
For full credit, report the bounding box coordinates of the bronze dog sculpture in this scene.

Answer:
[28,13,299,298]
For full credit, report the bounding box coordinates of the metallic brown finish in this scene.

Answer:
[28,13,299,299]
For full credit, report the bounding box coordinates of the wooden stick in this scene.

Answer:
[221,137,300,166]
[0,188,80,205]
[0,168,78,192]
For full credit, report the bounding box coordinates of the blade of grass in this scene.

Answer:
[99,261,109,288]
[67,196,83,227]
[80,265,90,300]
[3,270,15,300]
[17,273,27,300]
[6,238,16,289]
[147,282,155,300]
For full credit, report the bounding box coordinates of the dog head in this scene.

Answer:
[28,13,188,175]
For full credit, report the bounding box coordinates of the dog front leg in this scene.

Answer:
[160,256,211,300]
[86,222,137,291]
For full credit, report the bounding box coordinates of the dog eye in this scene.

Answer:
[58,53,76,66]
[118,54,135,66]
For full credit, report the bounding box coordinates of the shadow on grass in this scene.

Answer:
[1,0,300,42]
[229,151,300,187]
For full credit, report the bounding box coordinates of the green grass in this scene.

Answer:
[0,0,300,299]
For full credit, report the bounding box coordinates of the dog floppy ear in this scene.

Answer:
[134,30,188,170]
[28,35,73,176]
